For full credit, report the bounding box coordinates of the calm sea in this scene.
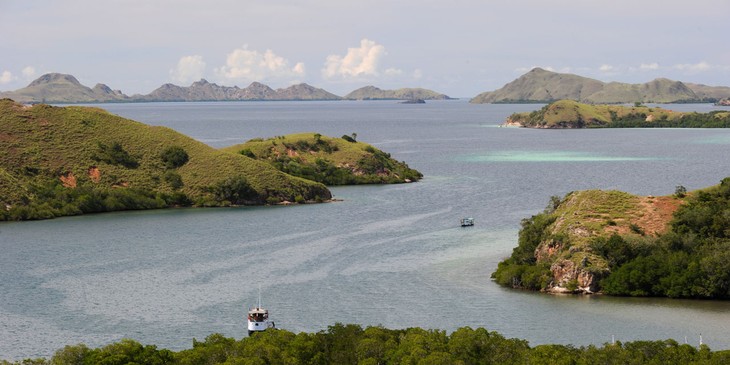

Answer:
[2,100,730,359]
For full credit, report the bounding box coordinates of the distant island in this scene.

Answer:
[0,100,420,221]
[343,85,452,100]
[504,100,730,128]
[222,133,423,185]
[493,177,730,299]
[0,73,452,104]
[471,67,730,104]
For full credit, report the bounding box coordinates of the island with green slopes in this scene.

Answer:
[471,67,730,104]
[0,99,332,221]
[492,177,730,299]
[504,100,730,128]
[3,325,728,364]
[222,133,423,185]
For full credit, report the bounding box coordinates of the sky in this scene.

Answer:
[1,0,729,97]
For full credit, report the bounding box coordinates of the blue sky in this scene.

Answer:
[1,0,729,97]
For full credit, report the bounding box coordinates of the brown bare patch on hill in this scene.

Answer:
[88,166,101,183]
[60,172,77,188]
[605,195,684,236]
[633,195,684,235]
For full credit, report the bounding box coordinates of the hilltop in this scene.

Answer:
[471,68,730,104]
[222,133,423,185]
[0,73,129,103]
[493,177,730,298]
[343,86,452,100]
[142,80,342,101]
[504,99,730,128]
[0,99,331,220]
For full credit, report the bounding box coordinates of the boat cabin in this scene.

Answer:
[248,307,268,322]
[460,217,474,227]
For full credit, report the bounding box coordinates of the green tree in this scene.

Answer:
[160,146,189,169]
[212,175,257,204]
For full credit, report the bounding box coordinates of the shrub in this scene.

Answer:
[212,175,257,205]
[160,146,189,169]
[163,171,184,190]
[238,148,256,158]
[93,142,139,168]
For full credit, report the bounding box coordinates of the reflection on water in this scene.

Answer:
[2,101,730,360]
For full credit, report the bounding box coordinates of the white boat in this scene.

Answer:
[247,293,275,336]
[460,217,474,227]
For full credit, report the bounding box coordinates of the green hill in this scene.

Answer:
[0,99,331,220]
[493,178,730,299]
[222,133,423,185]
[504,100,730,128]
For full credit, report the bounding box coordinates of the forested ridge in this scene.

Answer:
[3,324,729,364]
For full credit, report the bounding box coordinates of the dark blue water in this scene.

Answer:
[2,100,730,360]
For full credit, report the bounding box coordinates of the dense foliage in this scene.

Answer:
[4,325,729,365]
[493,177,730,299]
[605,110,730,128]
[601,178,730,298]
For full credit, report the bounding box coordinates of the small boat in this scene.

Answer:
[460,217,474,227]
[247,292,275,336]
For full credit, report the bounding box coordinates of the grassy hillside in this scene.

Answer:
[493,178,730,298]
[471,68,605,103]
[506,100,730,128]
[0,99,330,220]
[222,133,423,185]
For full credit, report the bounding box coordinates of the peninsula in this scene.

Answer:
[504,100,730,128]
[493,177,730,299]
[222,133,423,185]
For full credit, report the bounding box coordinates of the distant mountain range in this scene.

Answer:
[470,68,730,104]
[0,73,452,103]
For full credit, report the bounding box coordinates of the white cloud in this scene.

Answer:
[599,64,615,72]
[0,71,14,84]
[640,62,659,70]
[412,69,423,80]
[170,55,206,84]
[215,46,304,83]
[21,66,36,79]
[673,61,711,73]
[385,68,403,76]
[322,39,386,79]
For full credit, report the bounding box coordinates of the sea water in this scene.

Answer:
[1,100,729,359]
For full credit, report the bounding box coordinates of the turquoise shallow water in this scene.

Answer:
[2,100,730,359]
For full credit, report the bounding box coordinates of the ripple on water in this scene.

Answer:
[460,151,658,162]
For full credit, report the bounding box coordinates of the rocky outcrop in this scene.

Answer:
[716,98,730,106]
